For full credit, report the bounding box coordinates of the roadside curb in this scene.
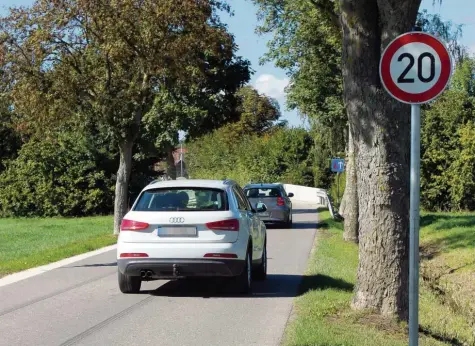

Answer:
[0,244,117,288]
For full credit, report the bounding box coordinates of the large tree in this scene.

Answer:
[254,0,419,319]
[339,0,422,320]
[252,1,466,246]
[1,0,249,233]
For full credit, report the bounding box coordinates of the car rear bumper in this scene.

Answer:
[259,208,290,222]
[118,258,245,279]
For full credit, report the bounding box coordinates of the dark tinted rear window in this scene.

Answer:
[244,188,282,198]
[133,188,228,211]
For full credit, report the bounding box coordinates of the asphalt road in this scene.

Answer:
[0,204,318,346]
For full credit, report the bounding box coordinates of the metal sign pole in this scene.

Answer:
[409,104,421,346]
[337,172,340,206]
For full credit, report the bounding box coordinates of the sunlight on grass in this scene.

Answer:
[0,216,116,276]
[283,210,469,346]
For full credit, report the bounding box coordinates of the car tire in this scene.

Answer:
[253,241,267,281]
[234,248,252,294]
[283,215,292,228]
[118,270,141,294]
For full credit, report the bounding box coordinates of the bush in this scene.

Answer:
[187,126,314,186]
[0,132,115,217]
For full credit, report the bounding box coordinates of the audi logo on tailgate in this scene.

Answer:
[169,217,185,224]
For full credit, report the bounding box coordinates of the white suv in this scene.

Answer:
[117,179,267,294]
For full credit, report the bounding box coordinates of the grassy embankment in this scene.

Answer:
[0,216,116,277]
[283,210,475,346]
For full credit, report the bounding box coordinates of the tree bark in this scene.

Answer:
[340,0,421,321]
[343,125,359,243]
[113,140,134,235]
[166,148,177,180]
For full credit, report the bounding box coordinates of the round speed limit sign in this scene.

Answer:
[380,32,452,104]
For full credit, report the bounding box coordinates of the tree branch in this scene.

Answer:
[308,0,341,29]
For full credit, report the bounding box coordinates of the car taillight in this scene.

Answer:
[277,197,285,206]
[120,219,149,231]
[206,219,239,231]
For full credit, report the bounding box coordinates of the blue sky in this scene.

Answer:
[2,0,474,128]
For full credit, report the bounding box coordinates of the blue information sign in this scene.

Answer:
[331,159,345,173]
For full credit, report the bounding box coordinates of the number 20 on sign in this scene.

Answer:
[380,31,453,346]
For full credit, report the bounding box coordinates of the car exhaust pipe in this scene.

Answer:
[146,270,153,279]
[140,270,146,278]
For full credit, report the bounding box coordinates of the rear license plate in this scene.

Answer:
[157,227,197,237]
[259,212,270,217]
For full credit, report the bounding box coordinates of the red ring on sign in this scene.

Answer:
[380,33,452,104]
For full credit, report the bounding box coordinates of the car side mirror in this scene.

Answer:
[288,192,294,198]
[256,202,267,213]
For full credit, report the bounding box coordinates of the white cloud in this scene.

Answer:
[253,74,290,100]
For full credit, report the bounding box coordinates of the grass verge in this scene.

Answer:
[283,210,472,346]
[420,212,475,344]
[0,216,116,277]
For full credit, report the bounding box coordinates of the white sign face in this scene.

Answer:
[389,42,442,94]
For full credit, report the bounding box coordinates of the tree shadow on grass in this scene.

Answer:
[141,273,353,299]
[421,214,475,251]
[420,214,475,230]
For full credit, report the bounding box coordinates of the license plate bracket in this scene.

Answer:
[157,226,197,237]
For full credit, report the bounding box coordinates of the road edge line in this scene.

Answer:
[0,244,117,288]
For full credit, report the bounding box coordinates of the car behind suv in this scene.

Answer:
[243,183,294,227]
[117,179,267,294]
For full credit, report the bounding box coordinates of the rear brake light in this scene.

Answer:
[204,253,238,259]
[277,197,285,206]
[206,219,239,231]
[120,253,149,258]
[120,219,149,231]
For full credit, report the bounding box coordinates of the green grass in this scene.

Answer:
[419,212,475,344]
[0,216,116,277]
[283,210,471,346]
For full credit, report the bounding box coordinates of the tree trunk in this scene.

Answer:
[343,125,359,243]
[166,148,177,180]
[113,140,134,235]
[340,0,421,321]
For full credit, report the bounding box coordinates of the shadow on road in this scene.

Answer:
[265,222,317,230]
[141,273,353,299]
[292,208,319,214]
[65,262,117,268]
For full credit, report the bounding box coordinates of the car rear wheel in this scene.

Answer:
[253,241,267,280]
[282,217,291,228]
[234,249,252,294]
[118,270,141,294]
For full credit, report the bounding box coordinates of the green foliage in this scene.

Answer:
[421,58,475,211]
[187,126,314,187]
[186,86,313,185]
[0,131,115,217]
[0,94,21,172]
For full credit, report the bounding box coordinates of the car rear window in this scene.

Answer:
[133,188,228,211]
[244,188,282,198]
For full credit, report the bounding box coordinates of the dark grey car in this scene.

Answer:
[243,183,294,227]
